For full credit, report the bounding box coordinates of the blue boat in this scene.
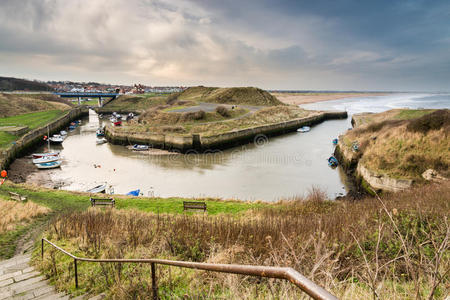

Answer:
[126,189,140,196]
[332,138,338,145]
[328,156,338,168]
[36,160,62,169]
[96,129,105,137]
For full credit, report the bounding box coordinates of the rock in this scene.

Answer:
[422,169,446,181]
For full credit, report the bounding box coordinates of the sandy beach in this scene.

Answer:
[271,92,387,105]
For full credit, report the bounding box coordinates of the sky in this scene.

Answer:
[0,0,449,91]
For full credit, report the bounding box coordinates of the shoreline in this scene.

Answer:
[272,92,388,105]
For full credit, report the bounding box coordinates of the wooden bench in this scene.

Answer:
[183,201,207,212]
[9,191,27,202]
[90,197,115,208]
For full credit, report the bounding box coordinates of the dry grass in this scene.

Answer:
[343,109,449,179]
[0,93,71,117]
[0,198,50,233]
[37,183,449,299]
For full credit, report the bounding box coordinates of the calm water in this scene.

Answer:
[35,93,449,201]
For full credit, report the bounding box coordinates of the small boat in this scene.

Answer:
[96,129,105,137]
[48,135,64,144]
[297,126,311,133]
[69,125,77,130]
[98,114,104,119]
[33,155,60,164]
[60,130,68,136]
[87,183,107,193]
[32,151,60,159]
[113,120,122,126]
[96,138,107,145]
[332,138,338,145]
[352,142,359,152]
[126,189,140,196]
[328,156,339,168]
[131,144,149,151]
[36,161,62,169]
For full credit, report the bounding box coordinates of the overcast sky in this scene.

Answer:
[0,0,449,91]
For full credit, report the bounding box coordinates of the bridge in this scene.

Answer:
[54,92,119,107]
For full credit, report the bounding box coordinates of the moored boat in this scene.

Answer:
[328,156,339,168]
[36,160,62,169]
[126,189,140,196]
[131,144,149,151]
[87,183,107,193]
[48,135,64,144]
[332,138,338,145]
[113,120,122,126]
[32,155,61,164]
[96,129,105,137]
[32,151,60,159]
[297,126,311,133]
[96,138,107,145]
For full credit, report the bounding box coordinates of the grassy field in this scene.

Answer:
[0,182,266,259]
[342,109,449,180]
[0,93,71,117]
[0,110,68,149]
[98,94,168,112]
[34,183,449,299]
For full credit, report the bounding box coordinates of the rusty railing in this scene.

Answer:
[41,238,337,300]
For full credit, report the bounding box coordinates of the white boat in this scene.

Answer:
[132,144,149,151]
[60,130,68,136]
[33,155,60,164]
[32,151,60,159]
[96,138,107,145]
[110,117,117,123]
[87,183,107,193]
[297,126,311,133]
[48,134,64,144]
[36,161,62,169]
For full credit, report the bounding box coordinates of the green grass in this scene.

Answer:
[0,110,67,129]
[0,109,67,148]
[0,183,265,215]
[395,109,435,120]
[0,132,16,149]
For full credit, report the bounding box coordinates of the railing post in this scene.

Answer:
[74,258,78,289]
[41,239,44,259]
[151,262,158,300]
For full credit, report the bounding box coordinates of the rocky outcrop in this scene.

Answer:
[357,164,413,192]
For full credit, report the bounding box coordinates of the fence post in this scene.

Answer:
[74,259,78,288]
[41,239,44,259]
[151,262,158,300]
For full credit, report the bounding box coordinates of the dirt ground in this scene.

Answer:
[271,92,387,105]
[7,157,59,188]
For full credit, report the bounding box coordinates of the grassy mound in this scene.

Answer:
[0,76,53,91]
[175,86,283,106]
[0,93,71,117]
[342,109,449,180]
[100,93,168,112]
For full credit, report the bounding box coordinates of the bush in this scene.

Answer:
[215,105,230,117]
[407,109,450,133]
[166,92,180,105]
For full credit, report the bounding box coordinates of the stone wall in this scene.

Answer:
[105,111,347,152]
[0,107,89,170]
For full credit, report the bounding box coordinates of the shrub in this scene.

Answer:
[407,109,450,133]
[215,105,230,117]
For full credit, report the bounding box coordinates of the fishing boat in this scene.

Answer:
[36,160,62,169]
[131,144,149,151]
[96,138,107,145]
[32,155,60,164]
[87,183,107,193]
[113,120,122,126]
[332,138,338,145]
[126,189,140,196]
[32,151,60,159]
[328,156,339,168]
[297,126,311,133]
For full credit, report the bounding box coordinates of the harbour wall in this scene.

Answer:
[0,107,89,170]
[105,111,347,152]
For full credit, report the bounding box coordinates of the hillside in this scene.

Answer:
[99,93,167,112]
[340,109,449,181]
[174,86,283,106]
[0,93,72,117]
[0,76,53,91]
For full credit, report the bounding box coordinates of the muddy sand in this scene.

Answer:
[271,92,387,106]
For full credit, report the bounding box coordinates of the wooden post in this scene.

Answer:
[41,239,44,259]
[151,262,158,300]
[74,259,78,288]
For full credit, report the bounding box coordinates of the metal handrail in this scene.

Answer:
[41,238,338,300]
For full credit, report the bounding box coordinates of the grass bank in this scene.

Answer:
[97,94,168,113]
[35,183,449,299]
[341,109,449,181]
[0,110,68,149]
